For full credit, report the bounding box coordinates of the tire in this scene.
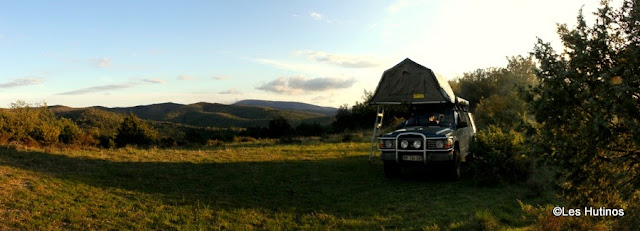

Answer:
[383,160,401,178]
[449,148,461,181]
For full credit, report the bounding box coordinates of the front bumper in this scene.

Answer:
[380,150,454,164]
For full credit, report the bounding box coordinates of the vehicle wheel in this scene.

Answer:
[383,160,401,178]
[449,149,461,181]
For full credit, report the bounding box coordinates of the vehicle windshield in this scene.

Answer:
[400,106,454,128]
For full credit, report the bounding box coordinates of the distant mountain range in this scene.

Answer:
[234,99,337,116]
[50,100,337,128]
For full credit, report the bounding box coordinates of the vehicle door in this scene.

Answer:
[455,108,472,158]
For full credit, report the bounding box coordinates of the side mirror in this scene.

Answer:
[458,121,468,128]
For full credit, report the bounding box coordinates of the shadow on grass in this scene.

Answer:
[0,146,543,229]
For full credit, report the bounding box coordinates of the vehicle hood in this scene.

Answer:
[382,126,453,138]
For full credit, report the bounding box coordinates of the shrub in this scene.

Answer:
[468,125,533,185]
[341,133,353,142]
[277,136,301,144]
[185,128,207,145]
[0,101,67,146]
[160,137,178,147]
[206,139,224,146]
[268,116,293,138]
[114,113,157,148]
[233,136,257,143]
[98,134,116,149]
[58,118,82,145]
[295,122,327,137]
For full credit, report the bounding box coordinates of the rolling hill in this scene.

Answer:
[234,99,337,116]
[50,101,334,128]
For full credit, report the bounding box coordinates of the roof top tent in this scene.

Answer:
[367,58,468,162]
[369,58,458,105]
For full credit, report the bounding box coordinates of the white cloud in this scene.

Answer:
[219,89,242,94]
[257,76,356,94]
[57,78,164,95]
[310,12,324,20]
[88,57,112,68]
[178,75,196,81]
[57,84,133,95]
[0,77,44,89]
[143,78,166,84]
[253,57,383,92]
[211,76,226,80]
[295,50,381,68]
[307,11,341,24]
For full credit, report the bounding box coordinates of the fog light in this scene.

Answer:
[436,140,444,148]
[400,140,409,149]
[412,140,421,149]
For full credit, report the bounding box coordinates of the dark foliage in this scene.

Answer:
[268,116,293,138]
[332,90,409,133]
[295,122,327,136]
[529,0,640,207]
[58,118,82,145]
[468,126,533,185]
[114,113,157,148]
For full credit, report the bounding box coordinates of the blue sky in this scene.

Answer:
[0,0,607,107]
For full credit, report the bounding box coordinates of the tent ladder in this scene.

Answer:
[369,106,384,163]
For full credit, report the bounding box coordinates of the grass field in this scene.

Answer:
[0,141,556,230]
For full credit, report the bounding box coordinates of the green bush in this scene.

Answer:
[0,101,67,146]
[114,113,157,148]
[474,92,528,130]
[98,134,116,149]
[468,125,533,185]
[58,118,82,145]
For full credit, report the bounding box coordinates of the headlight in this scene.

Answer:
[436,140,444,148]
[400,140,409,149]
[412,140,421,149]
[385,140,393,148]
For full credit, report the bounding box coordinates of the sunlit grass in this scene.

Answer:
[0,141,556,230]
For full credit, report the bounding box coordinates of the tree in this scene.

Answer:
[58,118,82,145]
[474,92,528,131]
[450,56,537,112]
[332,104,355,132]
[295,122,326,136]
[530,1,640,207]
[332,90,410,132]
[115,112,157,147]
[267,116,293,138]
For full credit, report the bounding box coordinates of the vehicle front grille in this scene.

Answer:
[397,134,424,150]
